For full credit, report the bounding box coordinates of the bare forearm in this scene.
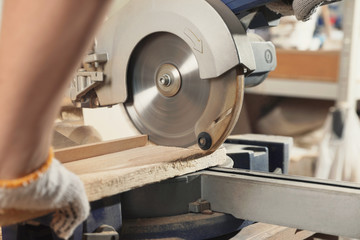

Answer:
[0,0,111,179]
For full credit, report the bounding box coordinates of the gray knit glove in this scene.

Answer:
[267,0,340,21]
[0,154,89,240]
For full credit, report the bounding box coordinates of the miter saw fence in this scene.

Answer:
[70,0,278,151]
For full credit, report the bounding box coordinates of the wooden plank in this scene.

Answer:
[0,142,226,226]
[233,223,315,240]
[65,145,226,202]
[269,49,340,83]
[54,135,148,163]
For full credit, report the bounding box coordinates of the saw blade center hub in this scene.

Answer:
[156,64,182,97]
[159,74,172,87]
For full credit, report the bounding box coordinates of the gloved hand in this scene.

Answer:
[267,0,339,21]
[0,149,89,240]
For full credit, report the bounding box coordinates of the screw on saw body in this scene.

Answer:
[159,74,172,87]
[265,49,273,64]
[198,132,212,150]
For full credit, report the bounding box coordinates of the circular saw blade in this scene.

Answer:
[125,33,244,150]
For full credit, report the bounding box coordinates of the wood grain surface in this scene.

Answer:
[269,49,340,82]
[65,145,226,202]
[55,135,148,163]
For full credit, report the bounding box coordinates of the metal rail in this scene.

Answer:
[200,167,360,238]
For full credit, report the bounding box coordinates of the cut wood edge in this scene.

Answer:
[55,135,148,163]
[77,147,227,202]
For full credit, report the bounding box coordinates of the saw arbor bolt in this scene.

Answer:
[159,74,172,87]
[198,132,212,150]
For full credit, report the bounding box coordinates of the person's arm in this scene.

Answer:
[0,1,112,239]
[0,0,111,179]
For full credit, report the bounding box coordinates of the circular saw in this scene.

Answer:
[70,0,277,152]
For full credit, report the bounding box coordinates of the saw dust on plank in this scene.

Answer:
[0,135,226,226]
[64,144,226,202]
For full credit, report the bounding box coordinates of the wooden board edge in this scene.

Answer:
[267,73,338,83]
[55,135,148,163]
[0,209,52,227]
[81,147,227,202]
[275,49,341,56]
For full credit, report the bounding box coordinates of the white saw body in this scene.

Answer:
[73,0,277,151]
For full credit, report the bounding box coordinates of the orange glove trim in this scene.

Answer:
[0,148,54,189]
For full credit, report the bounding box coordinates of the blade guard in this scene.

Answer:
[195,71,244,151]
[94,0,256,106]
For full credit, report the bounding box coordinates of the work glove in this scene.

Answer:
[267,0,340,21]
[0,149,89,240]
